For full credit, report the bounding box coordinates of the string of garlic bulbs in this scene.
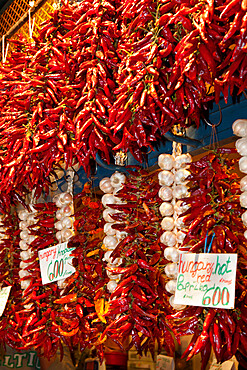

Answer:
[233,119,247,237]
[54,170,75,289]
[18,207,37,292]
[99,172,126,293]
[158,153,192,310]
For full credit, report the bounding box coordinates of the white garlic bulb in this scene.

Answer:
[18,210,29,221]
[110,172,126,188]
[174,169,190,184]
[239,157,247,174]
[240,175,247,192]
[161,217,175,231]
[106,270,121,280]
[164,247,179,262]
[55,221,63,230]
[103,208,117,223]
[244,229,247,239]
[19,270,30,279]
[19,240,29,251]
[176,230,186,243]
[240,192,247,208]
[115,230,128,240]
[232,119,247,137]
[169,295,186,310]
[159,202,174,217]
[174,200,190,215]
[160,231,177,247]
[158,186,173,201]
[101,194,118,208]
[164,263,178,278]
[174,216,186,229]
[104,223,116,236]
[59,192,73,205]
[103,235,118,249]
[158,170,174,186]
[158,154,175,170]
[242,210,247,226]
[99,177,114,194]
[21,280,31,290]
[165,279,177,294]
[174,154,192,169]
[236,137,247,156]
[173,184,189,199]
[107,280,118,293]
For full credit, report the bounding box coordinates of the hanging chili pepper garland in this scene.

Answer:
[0,0,246,196]
[168,148,247,369]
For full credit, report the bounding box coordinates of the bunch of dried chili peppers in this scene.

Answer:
[168,148,247,369]
[0,0,246,196]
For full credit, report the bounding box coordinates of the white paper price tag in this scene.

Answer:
[38,242,75,285]
[0,286,11,317]
[210,360,236,370]
[174,253,237,309]
[156,355,174,370]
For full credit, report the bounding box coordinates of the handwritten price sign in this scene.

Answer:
[174,253,237,309]
[38,242,75,285]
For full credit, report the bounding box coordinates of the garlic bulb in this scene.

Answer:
[232,119,247,137]
[240,176,247,192]
[19,270,30,279]
[158,154,175,170]
[103,208,117,223]
[21,280,31,290]
[104,223,116,236]
[161,217,175,231]
[164,263,178,278]
[174,200,190,215]
[158,186,173,201]
[242,210,247,226]
[110,172,126,188]
[19,240,29,250]
[169,295,186,310]
[165,279,177,294]
[20,230,30,240]
[55,221,63,230]
[174,169,190,184]
[107,280,118,293]
[174,154,192,169]
[99,177,114,193]
[106,270,121,280]
[160,231,177,247]
[115,230,128,240]
[236,137,247,156]
[18,210,29,221]
[244,229,247,239]
[59,193,73,205]
[164,247,179,262]
[158,170,174,186]
[159,202,174,217]
[176,230,186,243]
[240,192,247,208]
[172,184,189,199]
[101,194,118,207]
[103,235,118,249]
[239,157,247,174]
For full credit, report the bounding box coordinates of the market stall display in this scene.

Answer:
[0,0,246,368]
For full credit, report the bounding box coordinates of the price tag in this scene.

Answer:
[38,242,75,285]
[0,286,11,317]
[156,355,175,370]
[174,253,237,309]
[210,360,236,370]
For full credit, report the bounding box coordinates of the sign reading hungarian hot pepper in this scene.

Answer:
[38,242,75,285]
[174,253,238,309]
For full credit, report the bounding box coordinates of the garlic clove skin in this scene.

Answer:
[160,231,177,247]
[164,263,178,278]
[19,240,29,250]
[158,186,173,201]
[165,279,177,294]
[158,154,175,170]
[56,209,63,220]
[176,230,186,244]
[240,191,247,208]
[158,170,174,187]
[20,261,30,269]
[161,217,175,231]
[106,270,121,280]
[20,249,33,261]
[18,210,29,221]
[107,280,118,293]
[55,221,63,230]
[20,230,30,240]
[19,221,28,230]
[115,230,128,240]
[244,230,247,239]
[21,280,31,290]
[239,156,247,174]
[99,177,114,194]
[172,184,189,199]
[164,247,179,262]
[174,216,186,229]
[159,202,174,217]
[103,209,117,223]
[174,200,190,215]
[110,172,126,188]
[59,193,73,205]
[19,269,30,278]
[240,175,247,192]
[61,217,73,229]
[232,119,247,137]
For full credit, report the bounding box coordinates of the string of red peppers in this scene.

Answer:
[0,0,246,199]
[168,148,247,369]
